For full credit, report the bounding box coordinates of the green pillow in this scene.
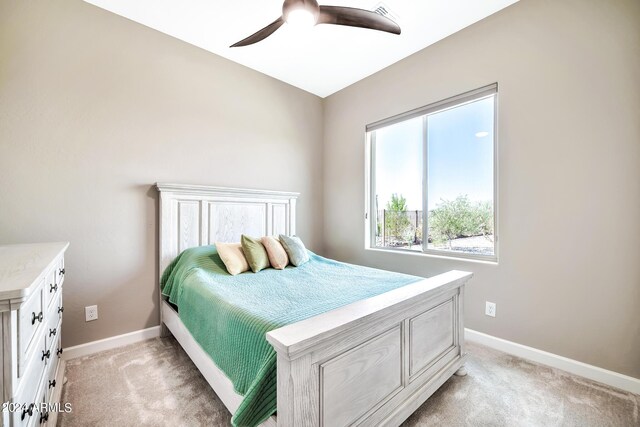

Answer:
[279,235,310,267]
[241,235,270,273]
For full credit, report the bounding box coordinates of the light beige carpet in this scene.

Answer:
[58,337,639,427]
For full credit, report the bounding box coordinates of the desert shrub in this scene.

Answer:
[384,194,413,245]
[430,196,493,247]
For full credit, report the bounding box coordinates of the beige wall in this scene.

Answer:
[2,0,639,379]
[323,0,640,378]
[0,0,324,347]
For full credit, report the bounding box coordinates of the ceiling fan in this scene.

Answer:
[230,0,401,47]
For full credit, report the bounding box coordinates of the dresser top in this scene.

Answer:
[0,242,69,300]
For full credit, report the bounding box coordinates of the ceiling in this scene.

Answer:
[83,0,519,98]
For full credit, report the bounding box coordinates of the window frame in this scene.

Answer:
[365,83,499,263]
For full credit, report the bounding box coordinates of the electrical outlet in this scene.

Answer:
[485,301,496,317]
[85,305,98,322]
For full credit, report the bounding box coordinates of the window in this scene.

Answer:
[366,84,497,261]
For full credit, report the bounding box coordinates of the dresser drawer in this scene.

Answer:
[36,385,49,427]
[46,333,62,403]
[46,319,61,363]
[45,293,62,348]
[12,399,39,427]
[13,334,47,427]
[50,289,64,327]
[44,267,60,311]
[54,257,65,287]
[18,285,45,375]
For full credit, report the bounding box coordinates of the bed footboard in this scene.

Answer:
[266,270,472,427]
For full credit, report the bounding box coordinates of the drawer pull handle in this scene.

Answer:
[42,349,51,360]
[32,311,43,324]
[59,268,65,276]
[58,306,64,314]
[40,411,49,424]
[57,347,63,356]
[49,328,57,337]
[49,379,57,388]
[21,403,34,420]
[50,283,58,293]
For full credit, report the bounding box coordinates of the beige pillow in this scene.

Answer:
[216,242,249,276]
[261,236,289,270]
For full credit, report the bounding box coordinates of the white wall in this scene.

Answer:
[0,0,324,348]
[322,0,640,378]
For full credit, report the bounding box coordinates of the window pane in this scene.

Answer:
[427,96,495,256]
[373,117,423,251]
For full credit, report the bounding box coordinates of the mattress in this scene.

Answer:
[161,245,421,427]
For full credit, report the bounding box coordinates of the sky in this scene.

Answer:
[374,96,494,211]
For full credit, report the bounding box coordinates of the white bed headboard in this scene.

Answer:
[156,183,299,276]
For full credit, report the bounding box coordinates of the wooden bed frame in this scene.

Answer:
[156,183,472,427]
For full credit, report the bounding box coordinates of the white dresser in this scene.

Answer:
[0,243,68,427]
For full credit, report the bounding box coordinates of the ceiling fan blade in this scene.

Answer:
[230,17,285,47]
[317,6,401,35]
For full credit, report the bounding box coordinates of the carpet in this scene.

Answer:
[58,337,639,427]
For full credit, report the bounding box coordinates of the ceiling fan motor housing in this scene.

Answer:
[283,0,320,23]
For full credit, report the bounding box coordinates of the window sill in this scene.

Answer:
[364,246,499,265]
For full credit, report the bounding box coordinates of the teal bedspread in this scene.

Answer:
[161,245,421,427]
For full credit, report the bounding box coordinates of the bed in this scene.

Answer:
[156,183,472,427]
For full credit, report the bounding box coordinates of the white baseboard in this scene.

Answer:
[465,328,640,395]
[62,326,161,360]
[61,325,639,396]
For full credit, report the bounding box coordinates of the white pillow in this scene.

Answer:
[279,235,310,267]
[216,242,249,276]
